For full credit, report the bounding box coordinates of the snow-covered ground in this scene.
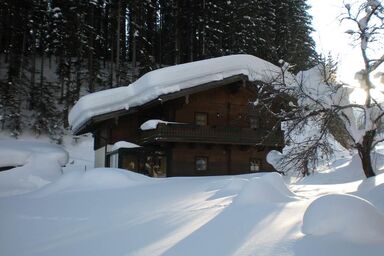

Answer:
[0,132,93,197]
[1,136,384,256]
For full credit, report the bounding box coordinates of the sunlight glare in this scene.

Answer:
[349,87,384,104]
[349,88,367,104]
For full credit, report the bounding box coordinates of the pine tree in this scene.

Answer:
[0,0,318,137]
[0,0,31,136]
[273,0,317,71]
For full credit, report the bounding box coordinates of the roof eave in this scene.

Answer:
[72,74,249,135]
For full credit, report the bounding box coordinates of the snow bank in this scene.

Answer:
[0,140,68,167]
[356,172,384,192]
[355,173,384,213]
[262,172,297,197]
[302,194,384,244]
[298,154,365,185]
[1,155,384,255]
[266,150,284,172]
[209,177,248,200]
[62,134,94,172]
[0,140,68,197]
[365,184,384,213]
[235,176,296,205]
[69,54,284,133]
[34,168,150,196]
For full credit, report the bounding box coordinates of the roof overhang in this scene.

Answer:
[72,74,249,135]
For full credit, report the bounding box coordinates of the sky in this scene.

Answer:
[308,0,384,103]
[308,0,364,87]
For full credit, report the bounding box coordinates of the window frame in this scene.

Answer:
[195,156,208,171]
[195,112,208,126]
[250,158,262,172]
[249,116,260,129]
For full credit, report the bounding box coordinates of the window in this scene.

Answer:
[249,117,259,129]
[195,112,208,126]
[195,157,208,171]
[250,159,262,172]
[109,153,119,168]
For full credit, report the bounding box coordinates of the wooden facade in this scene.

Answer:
[84,75,284,177]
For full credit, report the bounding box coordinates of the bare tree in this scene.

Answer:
[340,0,384,177]
[255,59,348,176]
[262,0,384,178]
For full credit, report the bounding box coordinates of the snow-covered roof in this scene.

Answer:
[111,141,141,151]
[69,54,282,134]
[140,119,182,131]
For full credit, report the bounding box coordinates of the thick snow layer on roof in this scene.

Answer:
[68,54,282,133]
[111,141,140,151]
[140,119,182,130]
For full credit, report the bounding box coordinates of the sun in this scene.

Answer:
[349,87,384,105]
[349,87,367,104]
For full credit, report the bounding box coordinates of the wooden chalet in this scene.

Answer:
[70,55,286,177]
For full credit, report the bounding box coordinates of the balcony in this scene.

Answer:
[137,123,284,147]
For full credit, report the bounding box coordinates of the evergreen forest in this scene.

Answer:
[0,0,317,140]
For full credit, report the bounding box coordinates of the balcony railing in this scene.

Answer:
[137,123,284,147]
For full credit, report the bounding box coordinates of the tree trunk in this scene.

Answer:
[88,4,95,93]
[59,55,64,104]
[40,53,44,100]
[115,0,121,84]
[19,31,26,80]
[30,32,36,109]
[202,0,206,58]
[174,0,180,64]
[357,130,376,178]
[110,43,114,87]
[63,59,71,128]
[121,1,127,63]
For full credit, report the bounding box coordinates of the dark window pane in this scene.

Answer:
[250,117,259,129]
[196,157,208,171]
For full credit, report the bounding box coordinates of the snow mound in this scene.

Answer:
[357,172,384,192]
[262,172,297,197]
[299,154,365,185]
[235,177,296,205]
[0,141,68,197]
[302,194,384,244]
[34,168,150,195]
[366,184,384,212]
[0,140,68,167]
[355,174,384,213]
[266,150,284,172]
[60,168,137,190]
[62,134,94,172]
[209,178,248,199]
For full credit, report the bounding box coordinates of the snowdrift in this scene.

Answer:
[33,168,151,196]
[302,194,384,244]
[0,140,68,197]
[0,140,68,168]
[235,176,297,205]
